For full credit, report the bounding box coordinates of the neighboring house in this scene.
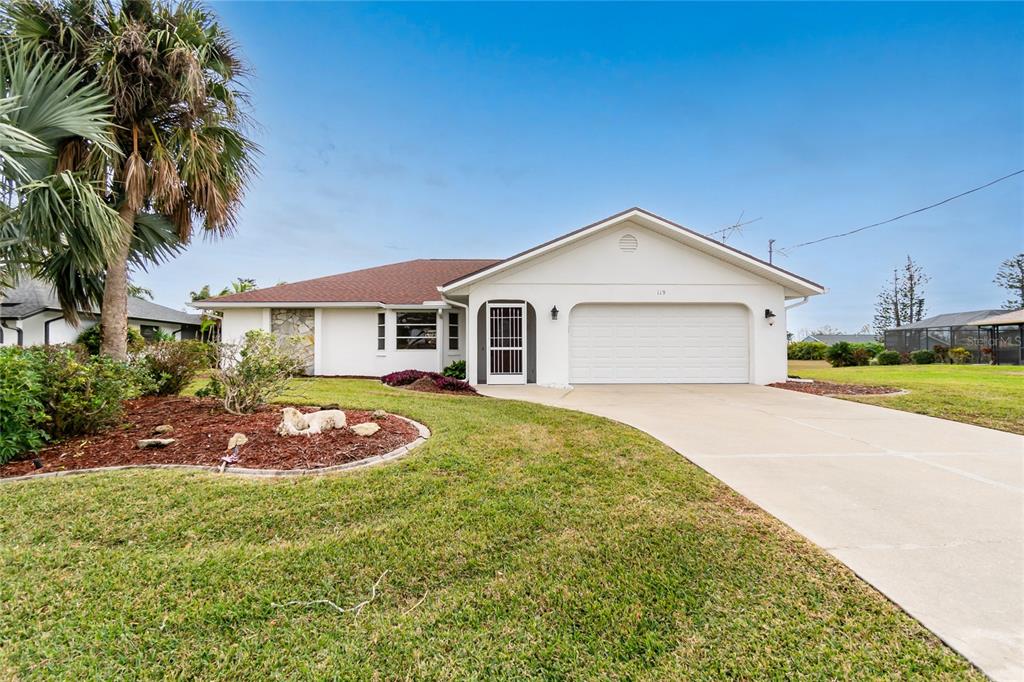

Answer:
[0,278,202,347]
[801,333,877,345]
[194,208,825,386]
[883,308,1012,364]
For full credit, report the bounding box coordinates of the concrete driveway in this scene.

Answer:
[478,383,1024,681]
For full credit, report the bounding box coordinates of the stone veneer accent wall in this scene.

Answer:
[270,308,315,375]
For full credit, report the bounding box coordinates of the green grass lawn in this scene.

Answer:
[0,379,980,679]
[789,361,1024,434]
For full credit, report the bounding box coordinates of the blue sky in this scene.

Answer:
[138,1,1023,335]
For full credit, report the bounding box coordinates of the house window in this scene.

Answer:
[448,312,459,350]
[377,312,386,350]
[395,311,436,350]
[139,324,159,342]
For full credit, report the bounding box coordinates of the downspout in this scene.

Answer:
[44,315,64,345]
[1,319,23,346]
[441,293,469,376]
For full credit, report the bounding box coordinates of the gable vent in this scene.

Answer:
[618,233,638,252]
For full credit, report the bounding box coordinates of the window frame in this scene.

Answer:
[395,310,437,350]
[448,312,459,351]
[377,312,386,351]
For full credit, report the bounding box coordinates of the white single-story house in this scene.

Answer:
[0,278,203,347]
[195,208,825,386]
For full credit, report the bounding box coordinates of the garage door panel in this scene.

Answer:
[569,304,749,384]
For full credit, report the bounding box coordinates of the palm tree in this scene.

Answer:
[3,0,257,359]
[0,46,128,322]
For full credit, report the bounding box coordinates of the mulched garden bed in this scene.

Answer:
[0,397,421,479]
[769,380,902,396]
[401,375,481,395]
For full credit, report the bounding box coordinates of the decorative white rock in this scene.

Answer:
[227,433,248,450]
[137,438,175,449]
[351,422,380,437]
[276,407,347,436]
[153,424,173,434]
[371,409,388,420]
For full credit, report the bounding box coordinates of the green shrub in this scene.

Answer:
[909,349,936,365]
[77,324,145,355]
[876,350,901,365]
[0,348,48,464]
[851,347,872,366]
[932,344,949,363]
[26,346,144,439]
[853,341,884,358]
[787,341,827,360]
[949,347,972,364]
[207,330,305,414]
[824,342,855,367]
[442,359,466,379]
[134,341,209,396]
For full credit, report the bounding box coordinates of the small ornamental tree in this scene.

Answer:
[204,330,304,414]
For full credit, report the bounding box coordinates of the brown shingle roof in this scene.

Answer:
[200,259,500,305]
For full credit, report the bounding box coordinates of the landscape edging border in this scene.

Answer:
[0,415,430,484]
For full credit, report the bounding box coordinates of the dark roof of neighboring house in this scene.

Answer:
[887,309,1006,330]
[0,278,201,325]
[199,259,502,306]
[801,334,878,345]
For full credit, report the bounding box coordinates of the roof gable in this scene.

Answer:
[474,218,771,289]
[440,207,825,297]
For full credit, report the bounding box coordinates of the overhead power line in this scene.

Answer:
[779,168,1024,255]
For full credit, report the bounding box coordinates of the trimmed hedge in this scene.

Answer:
[788,341,827,360]
[910,349,936,365]
[876,350,901,365]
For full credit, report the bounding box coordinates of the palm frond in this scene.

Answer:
[0,45,118,180]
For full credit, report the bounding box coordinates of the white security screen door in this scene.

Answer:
[487,303,527,385]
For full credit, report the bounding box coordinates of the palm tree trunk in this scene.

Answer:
[99,205,137,360]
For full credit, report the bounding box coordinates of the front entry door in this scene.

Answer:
[487,303,527,385]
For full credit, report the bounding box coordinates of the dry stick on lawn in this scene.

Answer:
[273,570,389,618]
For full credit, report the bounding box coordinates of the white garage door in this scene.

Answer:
[569,304,749,383]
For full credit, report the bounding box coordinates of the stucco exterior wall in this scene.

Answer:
[220,308,269,343]
[319,309,438,376]
[463,222,790,386]
[216,307,461,377]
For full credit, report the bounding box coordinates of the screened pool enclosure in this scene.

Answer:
[884,309,1023,365]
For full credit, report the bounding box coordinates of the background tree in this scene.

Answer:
[873,255,929,335]
[126,282,152,299]
[219,277,256,296]
[4,0,257,359]
[189,277,256,301]
[993,253,1024,310]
